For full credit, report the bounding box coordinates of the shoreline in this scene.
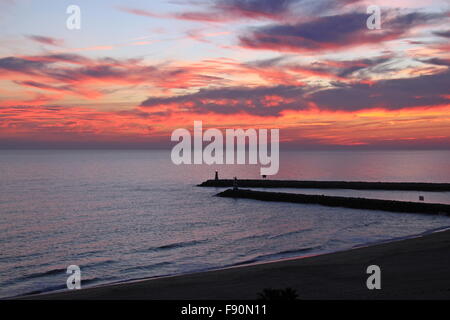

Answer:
[18,228,450,300]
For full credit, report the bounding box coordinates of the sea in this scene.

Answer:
[1,149,449,298]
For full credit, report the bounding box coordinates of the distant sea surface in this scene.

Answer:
[1,150,450,298]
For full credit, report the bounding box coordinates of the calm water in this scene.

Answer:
[1,150,450,298]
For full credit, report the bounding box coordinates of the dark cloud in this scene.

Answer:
[74,65,134,79]
[121,0,364,22]
[25,35,64,46]
[335,57,393,77]
[433,30,450,38]
[210,0,365,19]
[0,54,92,77]
[0,55,142,80]
[13,80,75,93]
[303,56,393,78]
[246,56,290,68]
[213,0,301,18]
[309,70,450,111]
[239,11,446,53]
[141,85,309,116]
[35,53,91,64]
[422,58,450,67]
[0,54,225,93]
[140,68,450,116]
[116,109,171,119]
[0,56,47,74]
[246,54,394,80]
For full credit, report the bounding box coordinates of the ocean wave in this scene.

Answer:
[11,276,106,298]
[15,284,68,297]
[84,259,116,269]
[231,233,271,243]
[230,245,322,267]
[268,228,313,240]
[147,239,208,252]
[121,261,172,273]
[1,266,69,286]
[1,258,116,288]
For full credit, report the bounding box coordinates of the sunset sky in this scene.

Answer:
[0,0,449,148]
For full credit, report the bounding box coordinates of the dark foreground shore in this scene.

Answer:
[22,229,450,300]
[199,179,450,191]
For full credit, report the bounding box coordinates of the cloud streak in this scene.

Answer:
[140,68,450,116]
[239,11,447,53]
[0,54,231,99]
[120,0,365,23]
[25,35,64,47]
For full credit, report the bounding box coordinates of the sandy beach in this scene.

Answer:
[22,228,450,300]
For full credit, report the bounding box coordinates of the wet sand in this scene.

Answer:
[22,229,450,300]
